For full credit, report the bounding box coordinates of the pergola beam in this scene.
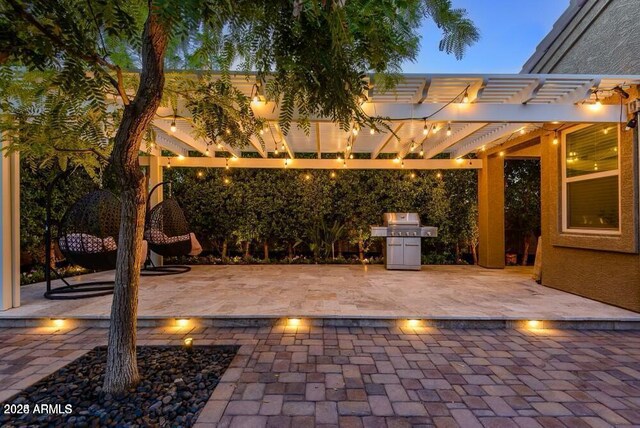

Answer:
[450,123,527,159]
[371,123,403,159]
[139,156,482,170]
[423,123,487,159]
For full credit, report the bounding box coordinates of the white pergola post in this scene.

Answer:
[1,140,20,310]
[148,154,163,267]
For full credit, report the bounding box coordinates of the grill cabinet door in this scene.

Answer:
[386,238,404,266]
[403,238,421,266]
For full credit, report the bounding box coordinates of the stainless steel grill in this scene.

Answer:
[371,213,437,270]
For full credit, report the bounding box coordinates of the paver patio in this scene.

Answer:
[2,324,640,427]
[5,265,640,320]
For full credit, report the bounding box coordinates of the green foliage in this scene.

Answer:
[505,159,540,257]
[163,166,479,263]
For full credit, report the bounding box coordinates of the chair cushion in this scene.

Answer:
[59,233,117,253]
[146,228,191,245]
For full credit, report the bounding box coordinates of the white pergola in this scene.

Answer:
[142,73,639,170]
[2,73,639,310]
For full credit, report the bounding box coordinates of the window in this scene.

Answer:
[562,124,620,233]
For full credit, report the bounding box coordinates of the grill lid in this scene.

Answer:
[383,212,420,226]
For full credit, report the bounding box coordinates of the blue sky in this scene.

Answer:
[402,0,569,73]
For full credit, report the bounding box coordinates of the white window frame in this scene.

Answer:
[561,123,622,235]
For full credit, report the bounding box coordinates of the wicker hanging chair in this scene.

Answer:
[143,182,201,275]
[45,189,121,299]
[145,198,192,257]
[58,190,121,270]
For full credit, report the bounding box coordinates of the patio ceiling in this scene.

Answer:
[144,73,640,169]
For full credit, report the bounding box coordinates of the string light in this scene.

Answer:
[337,155,342,162]
[225,128,231,135]
[520,127,526,135]
[499,151,505,157]
[205,145,210,155]
[393,157,400,164]
[370,128,375,135]
[197,171,204,178]
[552,131,559,145]
[419,144,424,157]
[594,91,602,107]
[305,173,311,180]
[284,158,289,168]
[401,159,405,168]
[343,160,347,168]
[410,172,415,179]
[330,171,336,178]
[462,89,469,104]
[423,120,429,136]
[446,123,452,137]
[436,172,442,179]
[177,154,184,160]
[170,118,177,133]
[217,142,223,149]
[274,146,279,155]
[409,140,416,152]
[223,177,230,184]
[225,158,229,170]
[433,125,440,134]
[259,128,264,135]
[594,162,598,171]
[352,124,360,136]
[167,157,172,168]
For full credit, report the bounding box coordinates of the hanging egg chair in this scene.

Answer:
[45,189,120,299]
[143,181,202,275]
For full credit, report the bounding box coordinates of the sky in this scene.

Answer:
[402,0,570,73]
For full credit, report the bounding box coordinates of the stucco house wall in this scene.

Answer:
[523,0,640,312]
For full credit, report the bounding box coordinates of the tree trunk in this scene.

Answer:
[331,242,335,260]
[103,9,168,394]
[244,241,251,259]
[263,240,269,261]
[358,239,364,262]
[221,239,228,261]
[470,243,478,265]
[522,233,531,266]
[337,240,343,258]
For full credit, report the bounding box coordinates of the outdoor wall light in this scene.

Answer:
[625,117,637,130]
[613,86,630,99]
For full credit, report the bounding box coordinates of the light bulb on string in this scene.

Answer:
[349,153,354,159]
[370,128,375,135]
[225,158,230,170]
[423,120,429,136]
[446,123,452,137]
[167,157,171,168]
[552,131,559,145]
[462,89,469,104]
[419,144,424,157]
[170,118,177,133]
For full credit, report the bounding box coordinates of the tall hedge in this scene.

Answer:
[165,165,478,263]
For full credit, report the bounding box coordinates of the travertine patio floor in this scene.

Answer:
[4,265,638,320]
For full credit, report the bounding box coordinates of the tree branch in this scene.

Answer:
[53,145,110,162]
[6,0,131,105]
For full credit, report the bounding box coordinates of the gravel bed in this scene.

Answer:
[0,345,239,427]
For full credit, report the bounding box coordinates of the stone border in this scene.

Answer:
[1,317,640,330]
[194,344,256,426]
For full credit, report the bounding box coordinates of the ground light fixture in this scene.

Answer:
[175,318,190,327]
[526,320,542,329]
[51,318,65,328]
[287,318,301,326]
[183,337,194,353]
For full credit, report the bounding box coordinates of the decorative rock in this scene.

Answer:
[0,345,238,428]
